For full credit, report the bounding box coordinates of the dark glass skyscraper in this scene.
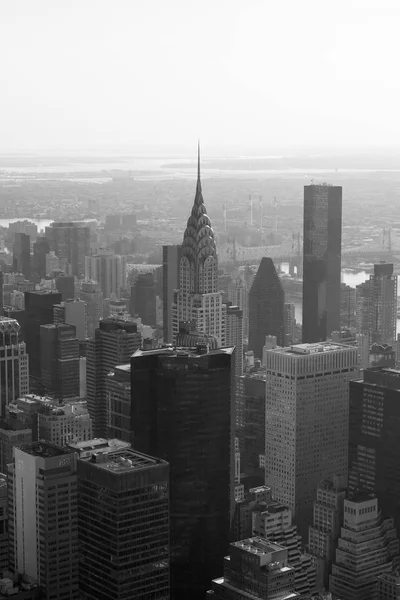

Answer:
[40,323,80,400]
[131,345,235,600]
[248,257,284,358]
[349,367,400,534]
[302,184,342,343]
[13,232,31,280]
[25,290,62,378]
[132,272,157,325]
[33,236,50,279]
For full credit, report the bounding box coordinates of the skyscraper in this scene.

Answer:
[73,439,170,600]
[131,345,235,599]
[265,342,358,538]
[32,236,50,279]
[0,317,29,417]
[79,280,103,338]
[248,257,284,358]
[55,274,75,301]
[40,324,80,399]
[84,249,127,299]
[12,232,31,280]
[225,304,243,376]
[329,496,400,600]
[162,244,181,343]
[25,290,62,378]
[54,298,86,341]
[45,221,90,277]
[86,318,142,437]
[8,442,79,599]
[302,184,342,343]
[132,272,157,325]
[228,277,249,339]
[172,146,224,345]
[356,263,397,345]
[340,283,356,329]
[348,367,400,533]
[106,363,131,442]
[207,538,296,599]
[284,301,296,346]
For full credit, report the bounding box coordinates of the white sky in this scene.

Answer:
[1,0,400,152]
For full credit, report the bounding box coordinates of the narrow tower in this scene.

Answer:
[172,143,224,344]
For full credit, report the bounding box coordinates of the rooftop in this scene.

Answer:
[133,346,235,359]
[232,537,285,556]
[20,441,73,458]
[76,443,167,473]
[271,342,353,356]
[69,438,129,454]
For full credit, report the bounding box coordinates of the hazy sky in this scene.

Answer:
[1,0,400,152]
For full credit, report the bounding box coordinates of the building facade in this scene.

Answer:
[131,345,235,599]
[84,250,127,299]
[86,318,142,437]
[25,290,62,378]
[45,221,90,277]
[162,245,182,343]
[73,439,170,600]
[265,342,358,538]
[302,184,342,343]
[0,317,29,417]
[78,281,103,338]
[106,364,131,443]
[40,324,80,400]
[13,233,31,280]
[225,304,244,377]
[132,272,157,326]
[8,442,79,600]
[248,257,285,358]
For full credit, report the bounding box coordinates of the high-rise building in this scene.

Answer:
[0,422,32,474]
[72,438,170,600]
[265,342,358,538]
[252,499,316,597]
[25,290,62,378]
[348,367,400,533]
[131,345,235,599]
[0,317,29,417]
[40,324,80,400]
[329,496,400,600]
[302,184,342,343]
[8,442,79,599]
[12,233,31,280]
[54,299,86,341]
[248,257,284,358]
[33,236,50,279]
[106,363,131,442]
[356,263,397,345]
[378,570,400,599]
[228,277,249,339]
[55,274,75,301]
[79,280,103,338]
[0,474,7,573]
[340,283,356,329]
[308,475,347,590]
[225,304,243,376]
[162,245,182,343]
[45,221,90,277]
[284,302,296,346]
[172,146,224,345]
[132,272,157,325]
[84,249,127,299]
[86,318,142,437]
[207,537,297,600]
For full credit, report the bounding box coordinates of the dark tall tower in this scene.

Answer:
[248,257,284,358]
[302,184,342,343]
[40,323,80,400]
[13,232,31,280]
[55,274,75,301]
[162,245,182,343]
[86,318,142,438]
[131,346,235,600]
[25,290,62,378]
[33,236,50,279]
[132,272,157,325]
[45,221,90,277]
[349,367,400,535]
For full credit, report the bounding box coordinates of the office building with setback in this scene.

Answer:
[329,496,400,600]
[72,438,169,600]
[86,318,141,437]
[131,345,235,599]
[348,367,400,534]
[302,184,342,343]
[8,442,79,600]
[248,257,285,358]
[25,290,62,378]
[265,342,358,539]
[207,537,298,600]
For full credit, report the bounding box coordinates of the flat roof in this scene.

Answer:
[232,537,285,555]
[79,447,168,473]
[133,346,235,358]
[271,342,353,356]
[20,441,73,458]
